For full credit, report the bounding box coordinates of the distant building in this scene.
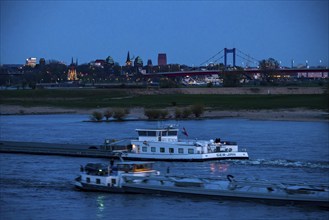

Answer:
[25,57,37,67]
[94,59,105,67]
[147,59,153,66]
[106,56,114,66]
[158,53,167,66]
[134,56,143,67]
[147,59,153,73]
[39,58,46,66]
[297,72,328,78]
[68,58,78,81]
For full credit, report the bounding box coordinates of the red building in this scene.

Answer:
[158,53,167,66]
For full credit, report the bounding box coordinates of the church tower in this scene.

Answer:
[125,51,132,66]
[68,57,78,81]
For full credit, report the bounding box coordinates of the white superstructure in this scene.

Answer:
[75,161,159,192]
[119,126,249,161]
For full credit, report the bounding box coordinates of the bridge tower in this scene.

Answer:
[224,48,236,68]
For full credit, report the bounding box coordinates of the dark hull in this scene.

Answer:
[122,184,329,208]
[75,182,125,193]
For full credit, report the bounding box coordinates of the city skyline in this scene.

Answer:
[1,1,328,67]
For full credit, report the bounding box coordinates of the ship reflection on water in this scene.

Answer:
[210,163,229,174]
[96,195,105,218]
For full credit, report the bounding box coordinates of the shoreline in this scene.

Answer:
[1,105,328,122]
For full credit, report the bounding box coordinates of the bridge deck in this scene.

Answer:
[148,68,329,77]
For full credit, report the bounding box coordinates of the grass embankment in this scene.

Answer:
[0,89,328,111]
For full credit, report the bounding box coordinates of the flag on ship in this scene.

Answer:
[182,127,189,137]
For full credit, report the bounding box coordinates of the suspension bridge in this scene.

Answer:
[146,48,328,78]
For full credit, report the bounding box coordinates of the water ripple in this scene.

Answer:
[234,159,329,169]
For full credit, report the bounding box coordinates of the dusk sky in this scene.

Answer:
[1,1,328,67]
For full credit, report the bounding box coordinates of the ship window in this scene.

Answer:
[111,179,116,185]
[188,149,194,154]
[96,179,101,184]
[178,148,184,154]
[138,131,147,136]
[161,131,168,136]
[142,147,147,152]
[169,148,174,153]
[86,177,90,183]
[151,147,156,152]
[168,131,177,136]
[147,131,157,136]
[160,147,165,153]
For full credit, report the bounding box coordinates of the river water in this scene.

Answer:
[0,114,328,219]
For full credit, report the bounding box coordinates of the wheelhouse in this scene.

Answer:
[116,161,155,173]
[136,128,178,142]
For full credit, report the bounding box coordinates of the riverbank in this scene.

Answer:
[126,87,327,95]
[1,105,328,122]
[1,87,327,121]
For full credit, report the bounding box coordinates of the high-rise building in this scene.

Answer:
[158,53,167,66]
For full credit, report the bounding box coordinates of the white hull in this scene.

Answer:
[121,151,248,161]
